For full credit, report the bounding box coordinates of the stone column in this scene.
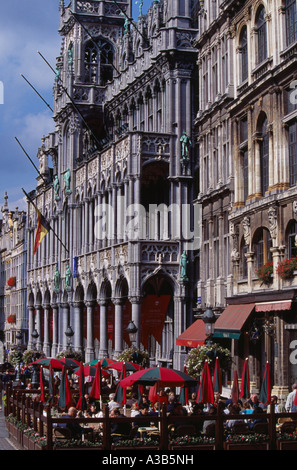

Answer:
[27,306,35,350]
[173,293,187,371]
[43,304,51,357]
[85,301,95,363]
[98,300,108,357]
[60,302,70,350]
[246,251,255,293]
[72,301,83,354]
[35,305,43,351]
[113,298,124,357]
[51,304,59,357]
[129,296,142,349]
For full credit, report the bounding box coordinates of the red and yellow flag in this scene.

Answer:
[34,209,50,254]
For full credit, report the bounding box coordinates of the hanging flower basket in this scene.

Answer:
[7,314,16,324]
[276,257,297,280]
[184,343,231,378]
[256,262,273,284]
[7,277,16,287]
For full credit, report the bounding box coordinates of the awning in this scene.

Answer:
[255,300,292,312]
[176,319,207,347]
[213,303,255,340]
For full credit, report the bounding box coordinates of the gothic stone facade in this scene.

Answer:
[195,0,297,399]
[26,0,199,369]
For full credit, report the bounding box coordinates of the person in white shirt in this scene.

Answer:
[285,384,297,412]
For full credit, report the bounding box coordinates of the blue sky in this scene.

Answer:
[0,0,153,211]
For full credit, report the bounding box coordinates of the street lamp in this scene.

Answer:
[31,329,39,387]
[202,308,216,343]
[126,320,138,346]
[65,325,74,351]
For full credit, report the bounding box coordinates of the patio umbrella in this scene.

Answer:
[179,366,189,406]
[58,366,73,411]
[120,366,197,388]
[107,361,142,373]
[197,360,214,404]
[114,362,127,405]
[86,357,115,368]
[89,363,103,400]
[213,357,222,394]
[29,357,79,370]
[259,362,271,405]
[231,369,239,404]
[240,358,250,399]
[76,362,87,411]
[74,365,110,378]
[48,363,55,405]
[39,366,46,403]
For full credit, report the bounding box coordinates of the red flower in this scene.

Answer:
[7,277,16,287]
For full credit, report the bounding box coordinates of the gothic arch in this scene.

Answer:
[74,283,84,302]
[114,275,129,299]
[86,281,97,302]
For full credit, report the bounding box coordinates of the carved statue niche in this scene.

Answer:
[242,216,251,247]
[230,222,240,262]
[268,205,278,245]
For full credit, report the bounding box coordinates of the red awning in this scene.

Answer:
[176,319,207,347]
[255,300,292,312]
[213,303,255,339]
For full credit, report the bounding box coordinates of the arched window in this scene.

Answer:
[253,227,272,268]
[285,0,297,46]
[256,5,267,64]
[259,116,269,195]
[287,220,297,258]
[239,26,248,82]
[84,39,114,85]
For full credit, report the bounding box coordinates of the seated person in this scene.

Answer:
[168,402,188,435]
[202,406,217,435]
[110,408,132,442]
[249,406,267,430]
[133,403,151,427]
[225,404,243,430]
[59,407,93,439]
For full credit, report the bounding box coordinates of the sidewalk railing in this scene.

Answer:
[4,385,297,450]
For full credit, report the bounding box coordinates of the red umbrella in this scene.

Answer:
[86,357,115,368]
[240,358,250,399]
[213,357,222,394]
[107,361,142,373]
[197,360,214,404]
[48,363,55,405]
[40,366,46,403]
[89,363,103,400]
[58,366,73,411]
[120,367,197,388]
[259,362,271,405]
[29,357,80,369]
[231,369,239,405]
[76,362,87,411]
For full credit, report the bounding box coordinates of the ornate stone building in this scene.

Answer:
[26,0,199,369]
[195,0,297,399]
[0,193,27,353]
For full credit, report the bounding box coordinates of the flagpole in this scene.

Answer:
[22,187,69,255]
[20,74,54,112]
[15,137,48,184]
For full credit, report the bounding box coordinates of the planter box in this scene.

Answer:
[224,442,269,450]
[23,434,30,450]
[34,443,47,451]
[170,444,215,450]
[277,440,297,450]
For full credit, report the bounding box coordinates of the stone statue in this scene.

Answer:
[68,45,73,72]
[123,17,129,35]
[65,264,72,290]
[180,131,192,160]
[64,168,71,195]
[138,0,144,16]
[180,250,189,282]
[53,175,60,201]
[54,265,60,292]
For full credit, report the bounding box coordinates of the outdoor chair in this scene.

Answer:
[280,421,297,434]
[231,422,250,434]
[204,423,216,437]
[174,425,197,437]
[54,426,72,442]
[111,425,139,443]
[252,422,268,434]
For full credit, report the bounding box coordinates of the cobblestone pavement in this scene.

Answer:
[0,407,19,451]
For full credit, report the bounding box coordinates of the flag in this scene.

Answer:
[179,366,189,405]
[76,362,87,410]
[34,209,50,254]
[114,362,126,405]
[240,358,250,399]
[89,363,102,400]
[259,362,271,405]
[213,357,222,394]
[40,366,45,403]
